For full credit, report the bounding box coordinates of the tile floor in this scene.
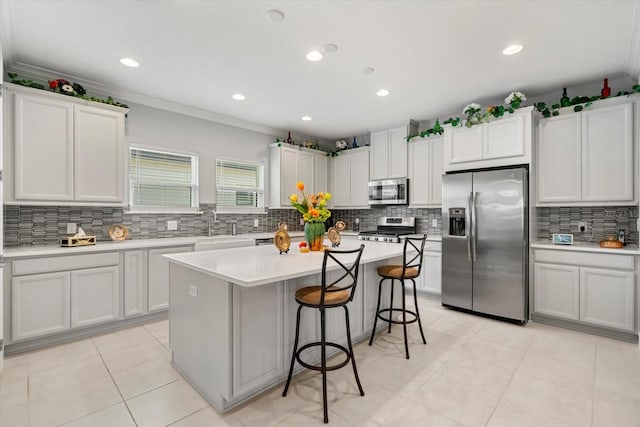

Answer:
[0,297,639,426]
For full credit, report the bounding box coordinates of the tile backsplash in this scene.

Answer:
[536,206,638,245]
[8,203,635,247]
[3,204,443,247]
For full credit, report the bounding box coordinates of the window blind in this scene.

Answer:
[130,148,197,208]
[216,159,264,209]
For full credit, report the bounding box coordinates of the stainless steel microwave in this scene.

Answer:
[368,178,408,205]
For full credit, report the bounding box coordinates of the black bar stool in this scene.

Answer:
[368,235,428,359]
[282,244,365,424]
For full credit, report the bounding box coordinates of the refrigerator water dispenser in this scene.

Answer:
[448,208,466,236]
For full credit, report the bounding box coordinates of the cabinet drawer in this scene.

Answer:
[13,252,120,276]
[534,249,634,270]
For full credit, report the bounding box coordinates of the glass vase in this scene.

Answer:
[304,222,325,251]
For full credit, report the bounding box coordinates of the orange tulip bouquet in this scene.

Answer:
[289,181,331,250]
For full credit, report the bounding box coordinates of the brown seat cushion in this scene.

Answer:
[377,265,419,279]
[295,286,350,306]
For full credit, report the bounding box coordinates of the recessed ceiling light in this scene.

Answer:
[232,94,246,101]
[324,43,338,54]
[306,50,323,61]
[266,9,285,22]
[301,115,312,121]
[362,67,375,75]
[502,44,524,56]
[119,57,139,68]
[376,89,390,97]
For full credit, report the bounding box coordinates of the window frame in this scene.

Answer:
[128,144,200,214]
[215,157,265,214]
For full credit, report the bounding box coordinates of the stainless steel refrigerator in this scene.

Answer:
[442,167,528,323]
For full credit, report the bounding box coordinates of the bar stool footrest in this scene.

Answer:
[376,307,419,325]
[295,342,351,372]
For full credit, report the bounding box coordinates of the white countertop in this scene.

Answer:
[2,232,305,259]
[531,240,640,255]
[2,230,438,259]
[165,240,408,287]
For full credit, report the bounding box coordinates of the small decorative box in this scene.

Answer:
[552,234,573,245]
[60,235,97,247]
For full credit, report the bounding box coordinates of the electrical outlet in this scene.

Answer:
[66,223,77,234]
[432,219,438,228]
[578,221,587,232]
[253,218,259,228]
[189,284,198,297]
[167,220,178,230]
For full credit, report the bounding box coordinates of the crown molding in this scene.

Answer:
[6,61,288,137]
[628,0,640,83]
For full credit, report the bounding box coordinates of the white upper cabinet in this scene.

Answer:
[4,83,128,205]
[330,147,370,208]
[13,93,74,201]
[444,107,533,172]
[370,124,410,179]
[269,144,329,207]
[537,99,634,205]
[537,114,582,202]
[408,136,443,207]
[74,105,125,202]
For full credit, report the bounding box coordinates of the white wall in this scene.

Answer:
[124,102,275,204]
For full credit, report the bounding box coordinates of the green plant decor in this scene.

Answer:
[535,84,640,118]
[7,73,129,108]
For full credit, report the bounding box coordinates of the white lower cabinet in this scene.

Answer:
[533,263,580,320]
[533,248,636,332]
[421,250,442,294]
[71,266,120,328]
[579,267,635,331]
[12,272,71,341]
[148,246,193,312]
[123,250,146,317]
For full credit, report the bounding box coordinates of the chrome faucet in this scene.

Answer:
[208,209,219,237]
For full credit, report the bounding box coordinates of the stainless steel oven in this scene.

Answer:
[368,178,408,205]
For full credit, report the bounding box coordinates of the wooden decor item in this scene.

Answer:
[60,235,97,247]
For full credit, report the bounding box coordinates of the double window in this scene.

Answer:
[129,147,198,211]
[215,159,264,212]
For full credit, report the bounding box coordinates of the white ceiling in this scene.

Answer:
[2,0,639,140]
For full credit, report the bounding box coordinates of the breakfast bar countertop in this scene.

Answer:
[165,240,408,287]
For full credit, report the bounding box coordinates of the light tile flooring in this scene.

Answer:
[1,297,639,426]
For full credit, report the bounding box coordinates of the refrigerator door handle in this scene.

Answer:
[466,192,473,261]
[471,191,478,261]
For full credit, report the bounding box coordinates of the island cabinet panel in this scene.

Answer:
[324,269,364,344]
[231,282,285,398]
[12,272,71,341]
[70,266,120,328]
[148,245,193,312]
[285,274,321,365]
[168,264,233,408]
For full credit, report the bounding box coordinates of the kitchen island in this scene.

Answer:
[164,240,408,412]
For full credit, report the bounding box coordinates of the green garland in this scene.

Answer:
[7,72,129,109]
[407,84,640,142]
